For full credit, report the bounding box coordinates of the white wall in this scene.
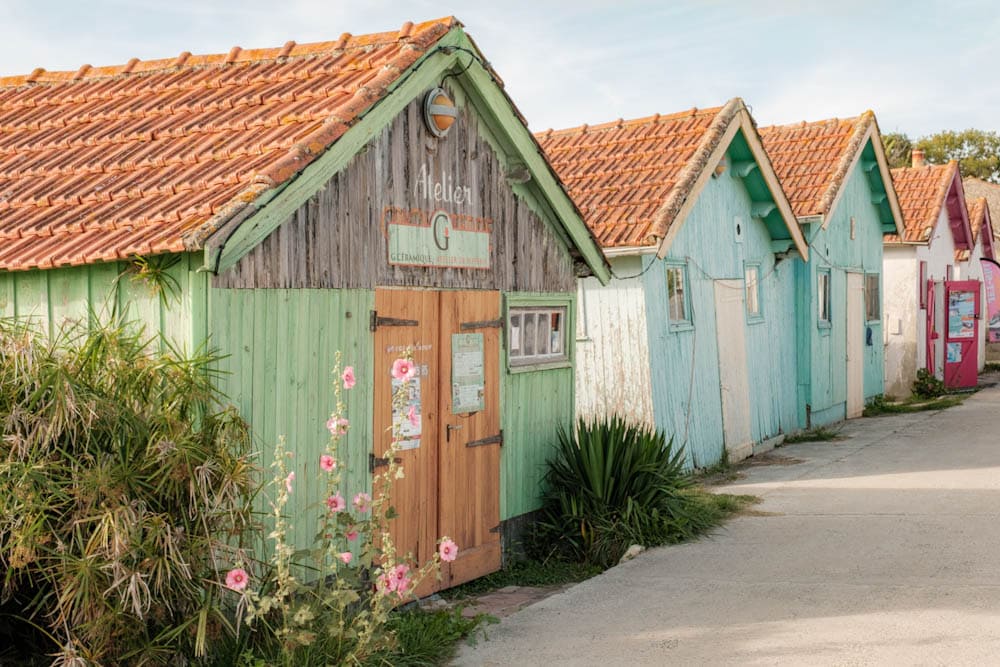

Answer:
[575,254,656,427]
[964,233,988,371]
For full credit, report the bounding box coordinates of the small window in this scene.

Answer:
[865,273,880,322]
[745,264,762,321]
[666,263,692,328]
[509,306,567,366]
[818,270,831,326]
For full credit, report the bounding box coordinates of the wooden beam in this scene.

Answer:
[732,160,758,177]
[871,192,887,205]
[751,201,776,219]
[862,159,877,172]
[770,239,794,253]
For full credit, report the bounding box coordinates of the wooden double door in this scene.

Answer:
[372,289,502,593]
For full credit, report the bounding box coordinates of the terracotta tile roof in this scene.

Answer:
[963,177,1000,247]
[759,113,875,218]
[536,101,738,248]
[885,162,958,244]
[0,17,457,271]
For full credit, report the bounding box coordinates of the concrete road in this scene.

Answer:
[455,387,1000,666]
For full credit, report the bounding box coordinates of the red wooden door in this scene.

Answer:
[926,280,936,373]
[943,280,980,389]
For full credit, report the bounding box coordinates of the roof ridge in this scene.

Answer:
[815,112,875,216]
[0,17,458,88]
[758,114,863,132]
[537,105,726,140]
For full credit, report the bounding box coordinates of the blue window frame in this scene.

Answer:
[745,262,763,322]
[665,262,693,330]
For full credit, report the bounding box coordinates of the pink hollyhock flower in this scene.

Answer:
[352,492,371,513]
[438,538,458,562]
[392,564,412,597]
[338,552,353,565]
[377,572,395,594]
[391,358,417,381]
[319,454,336,472]
[345,526,359,542]
[225,568,248,592]
[407,404,419,428]
[284,472,295,494]
[326,493,346,513]
[326,417,350,435]
[342,366,356,390]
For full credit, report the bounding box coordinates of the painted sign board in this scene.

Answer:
[385,207,491,269]
[981,258,1000,343]
[451,333,485,413]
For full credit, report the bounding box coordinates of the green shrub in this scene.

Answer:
[912,368,946,398]
[0,321,255,664]
[537,417,718,568]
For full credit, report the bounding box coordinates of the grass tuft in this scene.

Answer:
[864,393,967,416]
[365,608,495,666]
[783,427,842,444]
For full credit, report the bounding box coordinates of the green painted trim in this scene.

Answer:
[503,291,576,371]
[208,27,610,285]
[732,160,758,177]
[770,239,794,253]
[751,201,776,219]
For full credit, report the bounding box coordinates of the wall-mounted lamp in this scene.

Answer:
[423,87,458,138]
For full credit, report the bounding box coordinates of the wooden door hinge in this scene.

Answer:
[460,318,504,331]
[369,452,402,472]
[465,431,503,448]
[369,310,419,332]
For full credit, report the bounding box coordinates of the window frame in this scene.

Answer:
[865,272,881,323]
[744,262,763,323]
[817,269,832,330]
[506,294,573,373]
[665,261,694,332]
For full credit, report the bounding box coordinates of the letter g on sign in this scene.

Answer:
[432,211,451,251]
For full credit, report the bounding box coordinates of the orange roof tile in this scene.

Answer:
[963,177,1000,247]
[885,162,957,243]
[537,102,737,248]
[0,17,457,272]
[759,113,874,218]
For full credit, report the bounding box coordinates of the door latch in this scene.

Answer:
[446,424,463,442]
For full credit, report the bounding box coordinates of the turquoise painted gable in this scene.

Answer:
[643,138,800,468]
[796,140,887,427]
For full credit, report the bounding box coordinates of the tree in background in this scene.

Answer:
[882,131,913,169]
[916,129,1000,182]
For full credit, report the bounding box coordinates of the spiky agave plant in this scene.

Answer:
[0,319,256,664]
[537,417,714,568]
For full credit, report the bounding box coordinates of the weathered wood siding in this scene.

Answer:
[574,255,656,427]
[798,155,886,427]
[644,152,800,469]
[210,288,375,555]
[0,253,207,351]
[215,91,578,293]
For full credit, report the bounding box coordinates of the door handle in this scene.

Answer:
[446,424,463,442]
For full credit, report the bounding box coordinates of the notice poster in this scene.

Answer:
[948,291,976,339]
[392,377,422,450]
[451,333,485,413]
[981,259,1000,343]
[947,342,963,363]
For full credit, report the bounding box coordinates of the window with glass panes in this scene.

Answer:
[508,307,568,366]
[818,270,831,325]
[865,273,880,321]
[745,264,761,319]
[666,264,691,327]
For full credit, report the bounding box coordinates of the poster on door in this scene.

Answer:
[947,342,963,363]
[451,333,485,413]
[392,377,422,450]
[981,258,1000,343]
[948,291,976,339]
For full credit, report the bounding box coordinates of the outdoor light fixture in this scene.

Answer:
[423,87,458,138]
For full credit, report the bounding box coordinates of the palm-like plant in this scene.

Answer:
[538,417,713,568]
[0,319,255,664]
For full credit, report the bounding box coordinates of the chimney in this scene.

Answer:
[912,149,926,168]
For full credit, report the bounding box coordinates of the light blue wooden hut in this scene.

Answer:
[539,99,808,467]
[761,113,903,426]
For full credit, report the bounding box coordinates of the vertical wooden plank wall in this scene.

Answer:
[210,288,375,556]
[644,156,798,469]
[574,256,656,428]
[0,253,207,352]
[803,157,887,426]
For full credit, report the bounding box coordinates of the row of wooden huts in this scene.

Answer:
[0,16,995,589]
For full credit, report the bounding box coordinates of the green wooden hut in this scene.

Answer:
[0,17,609,591]
[760,113,903,426]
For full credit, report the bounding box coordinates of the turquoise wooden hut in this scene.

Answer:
[539,99,808,468]
[760,113,903,426]
[0,17,609,591]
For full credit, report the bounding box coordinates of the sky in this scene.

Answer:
[3,1,999,137]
